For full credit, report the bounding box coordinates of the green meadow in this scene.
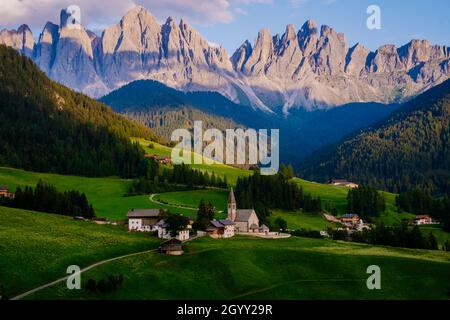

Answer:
[154,189,228,216]
[293,178,416,224]
[269,210,333,231]
[0,206,161,298]
[27,236,450,300]
[0,167,205,220]
[135,138,252,185]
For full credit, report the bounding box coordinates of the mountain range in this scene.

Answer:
[1,6,449,113]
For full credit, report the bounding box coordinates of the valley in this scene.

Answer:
[0,1,449,304]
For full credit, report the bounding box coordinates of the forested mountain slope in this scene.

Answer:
[0,45,161,177]
[300,79,450,194]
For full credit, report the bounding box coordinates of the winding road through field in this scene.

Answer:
[149,193,198,211]
[10,248,159,300]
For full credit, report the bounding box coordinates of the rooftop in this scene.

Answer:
[127,209,161,218]
[235,209,255,222]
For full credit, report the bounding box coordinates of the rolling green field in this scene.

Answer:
[0,167,202,220]
[154,189,228,216]
[27,236,450,300]
[293,178,349,214]
[293,178,416,224]
[270,210,333,231]
[135,138,252,185]
[0,206,161,298]
[419,225,450,245]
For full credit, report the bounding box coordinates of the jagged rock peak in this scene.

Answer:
[284,24,297,40]
[299,20,318,35]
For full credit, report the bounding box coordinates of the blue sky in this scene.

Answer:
[1,0,449,54]
[194,0,450,53]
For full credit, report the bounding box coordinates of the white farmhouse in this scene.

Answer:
[127,209,161,232]
[156,219,190,241]
[206,220,235,238]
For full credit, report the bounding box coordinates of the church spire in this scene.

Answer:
[228,188,237,221]
[228,187,236,204]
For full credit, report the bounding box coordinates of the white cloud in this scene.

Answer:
[290,0,336,8]
[0,0,273,31]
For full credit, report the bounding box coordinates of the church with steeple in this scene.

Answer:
[227,188,260,233]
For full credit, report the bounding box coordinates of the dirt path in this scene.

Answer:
[149,193,198,211]
[10,248,158,300]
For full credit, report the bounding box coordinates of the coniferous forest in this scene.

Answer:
[0,180,95,219]
[235,170,322,222]
[0,45,161,178]
[300,79,450,195]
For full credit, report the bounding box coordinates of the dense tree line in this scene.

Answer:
[329,223,439,250]
[235,171,322,223]
[0,180,95,218]
[396,189,450,231]
[123,106,242,141]
[0,45,161,178]
[129,161,228,195]
[347,185,386,220]
[86,275,124,293]
[300,79,450,195]
[193,198,215,230]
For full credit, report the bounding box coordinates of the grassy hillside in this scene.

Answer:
[0,206,161,298]
[0,167,197,220]
[293,177,415,224]
[154,190,228,216]
[269,210,333,231]
[27,236,450,300]
[135,138,252,185]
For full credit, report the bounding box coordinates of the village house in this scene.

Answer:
[339,214,370,231]
[0,185,14,199]
[414,215,434,225]
[327,179,359,189]
[127,209,161,232]
[340,214,361,225]
[206,220,235,239]
[159,238,184,256]
[155,219,190,241]
[144,153,172,165]
[227,188,261,233]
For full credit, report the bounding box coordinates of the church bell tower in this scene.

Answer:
[228,188,237,221]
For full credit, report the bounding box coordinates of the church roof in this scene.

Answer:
[228,188,236,204]
[219,219,235,226]
[127,209,160,218]
[235,209,255,222]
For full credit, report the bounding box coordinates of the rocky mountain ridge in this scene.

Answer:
[1,6,449,113]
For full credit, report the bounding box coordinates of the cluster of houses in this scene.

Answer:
[327,179,359,189]
[413,215,434,225]
[127,188,271,249]
[323,213,370,232]
[127,208,193,241]
[144,153,172,165]
[0,185,14,199]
